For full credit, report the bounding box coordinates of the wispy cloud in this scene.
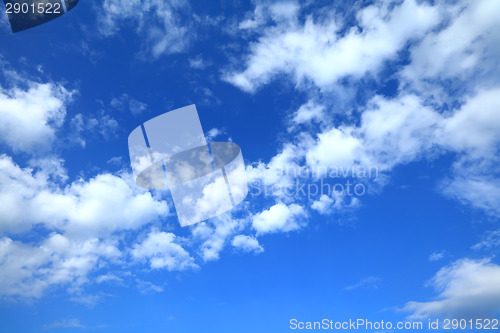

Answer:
[344,276,381,291]
[43,318,85,329]
[429,251,445,262]
[97,0,193,59]
[402,258,500,319]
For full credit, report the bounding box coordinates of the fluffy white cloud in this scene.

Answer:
[246,143,303,192]
[206,128,223,141]
[2,0,499,304]
[439,94,500,216]
[311,193,359,215]
[192,216,241,262]
[232,235,263,254]
[306,127,363,170]
[402,0,500,90]
[252,203,306,234]
[226,0,500,218]
[0,234,120,299]
[359,94,442,169]
[304,86,500,214]
[311,195,334,214]
[251,82,500,222]
[299,94,439,174]
[0,154,169,237]
[248,80,500,218]
[131,229,197,271]
[0,82,72,153]
[403,259,500,319]
[291,100,326,127]
[226,0,441,92]
[440,88,500,155]
[0,153,174,299]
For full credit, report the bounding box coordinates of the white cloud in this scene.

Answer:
[232,235,263,254]
[227,0,500,219]
[189,55,210,69]
[304,86,500,214]
[63,173,168,237]
[226,0,441,92]
[429,251,445,262]
[440,88,500,155]
[98,0,192,58]
[131,229,197,271]
[306,127,363,170]
[291,100,326,127]
[95,273,123,284]
[0,10,10,32]
[246,143,303,191]
[239,1,300,30]
[0,153,173,299]
[70,112,120,147]
[311,195,334,214]
[402,0,500,91]
[43,318,85,329]
[403,258,500,319]
[269,2,300,21]
[0,235,120,299]
[0,154,169,236]
[0,154,57,234]
[176,175,236,227]
[2,0,499,304]
[473,230,500,251]
[110,93,147,116]
[359,94,441,169]
[0,82,72,153]
[193,216,241,262]
[136,279,164,294]
[252,202,306,234]
[247,82,500,217]
[206,128,223,141]
[344,276,380,291]
[311,193,359,215]
[441,175,500,217]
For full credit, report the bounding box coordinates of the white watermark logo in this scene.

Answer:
[3,0,79,33]
[249,165,380,200]
[128,105,248,227]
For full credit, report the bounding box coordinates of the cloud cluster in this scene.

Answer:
[226,0,441,92]
[0,155,169,236]
[0,68,191,300]
[234,0,500,218]
[252,203,306,234]
[2,0,500,309]
[0,82,72,153]
[131,229,198,270]
[226,0,500,319]
[0,234,120,299]
[403,259,500,319]
[232,235,264,254]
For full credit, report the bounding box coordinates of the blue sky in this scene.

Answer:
[0,0,500,332]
